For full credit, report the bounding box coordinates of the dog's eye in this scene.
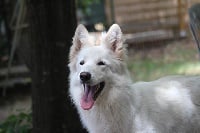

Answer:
[97,61,105,65]
[80,60,85,65]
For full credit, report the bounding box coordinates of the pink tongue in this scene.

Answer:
[81,87,95,110]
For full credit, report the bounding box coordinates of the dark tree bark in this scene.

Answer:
[0,0,12,52]
[27,0,86,133]
[189,3,200,56]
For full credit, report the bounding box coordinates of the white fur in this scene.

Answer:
[68,24,200,133]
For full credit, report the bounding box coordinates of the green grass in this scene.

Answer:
[127,39,200,81]
[128,59,200,81]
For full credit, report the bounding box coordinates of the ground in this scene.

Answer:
[0,87,31,122]
[0,38,200,122]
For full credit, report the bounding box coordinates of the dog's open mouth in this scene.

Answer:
[81,82,105,110]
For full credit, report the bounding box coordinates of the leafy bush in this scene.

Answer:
[0,112,32,133]
[77,0,100,15]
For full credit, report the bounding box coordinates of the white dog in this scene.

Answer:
[68,24,200,133]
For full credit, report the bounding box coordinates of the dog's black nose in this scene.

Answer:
[80,72,91,82]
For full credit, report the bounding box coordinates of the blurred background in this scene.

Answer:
[0,0,200,132]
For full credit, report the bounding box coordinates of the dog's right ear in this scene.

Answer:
[69,24,89,62]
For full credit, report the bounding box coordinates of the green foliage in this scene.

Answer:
[0,112,32,133]
[77,0,100,15]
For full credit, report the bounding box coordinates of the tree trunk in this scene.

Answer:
[27,0,86,132]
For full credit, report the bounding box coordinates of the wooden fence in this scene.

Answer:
[105,0,199,43]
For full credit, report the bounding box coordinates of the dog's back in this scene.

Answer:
[132,76,200,133]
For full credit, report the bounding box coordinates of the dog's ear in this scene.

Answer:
[70,24,89,62]
[104,24,124,59]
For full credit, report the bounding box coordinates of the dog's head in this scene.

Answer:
[69,24,128,110]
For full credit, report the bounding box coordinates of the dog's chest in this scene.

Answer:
[80,103,135,133]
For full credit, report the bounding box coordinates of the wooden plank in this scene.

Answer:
[0,77,31,88]
[115,9,178,24]
[124,30,174,44]
[0,65,29,77]
[177,0,187,34]
[114,0,179,14]
[115,0,162,6]
[120,19,178,33]
[115,5,179,16]
[115,0,176,10]
[105,0,112,24]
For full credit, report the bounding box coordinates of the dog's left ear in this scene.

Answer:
[104,24,124,59]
